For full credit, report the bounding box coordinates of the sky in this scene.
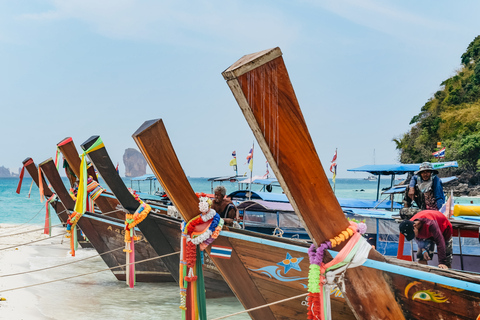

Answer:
[1,1,479,179]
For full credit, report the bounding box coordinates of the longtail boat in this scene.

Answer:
[220,47,480,319]
[57,137,121,216]
[39,157,173,282]
[20,157,91,248]
[79,136,233,298]
[132,119,354,319]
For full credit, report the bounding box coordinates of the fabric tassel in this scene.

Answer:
[70,225,76,257]
[38,167,44,203]
[44,201,50,235]
[128,233,136,288]
[125,242,130,286]
[28,180,33,198]
[196,249,207,320]
[16,166,25,194]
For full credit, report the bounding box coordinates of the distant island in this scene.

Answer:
[0,166,20,178]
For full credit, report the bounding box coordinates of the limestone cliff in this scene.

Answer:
[0,166,11,177]
[123,148,147,177]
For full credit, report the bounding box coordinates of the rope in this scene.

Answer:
[0,223,66,238]
[209,293,309,320]
[0,208,123,238]
[0,251,180,293]
[0,240,135,278]
[0,233,67,251]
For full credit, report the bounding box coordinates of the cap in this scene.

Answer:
[399,220,415,241]
[415,162,439,175]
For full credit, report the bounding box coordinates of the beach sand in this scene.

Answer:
[0,224,249,320]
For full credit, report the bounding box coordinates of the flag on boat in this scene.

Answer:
[330,149,337,182]
[246,146,253,171]
[432,147,446,158]
[229,150,237,166]
[263,161,270,178]
[115,163,119,174]
[210,245,232,259]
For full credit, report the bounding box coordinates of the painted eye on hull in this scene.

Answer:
[412,290,448,303]
[282,259,291,264]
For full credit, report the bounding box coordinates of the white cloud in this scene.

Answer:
[18,0,301,51]
[303,0,459,42]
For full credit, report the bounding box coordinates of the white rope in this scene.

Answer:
[209,292,308,320]
[0,233,67,251]
[0,240,135,278]
[0,251,180,293]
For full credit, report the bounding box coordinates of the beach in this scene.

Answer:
[0,223,249,320]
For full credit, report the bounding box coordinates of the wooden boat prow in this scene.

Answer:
[222,48,404,319]
[133,120,199,220]
[222,47,282,80]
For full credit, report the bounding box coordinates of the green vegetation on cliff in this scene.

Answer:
[395,35,480,173]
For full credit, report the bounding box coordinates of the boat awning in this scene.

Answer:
[130,174,157,181]
[342,208,397,219]
[338,198,402,210]
[207,175,243,182]
[228,190,289,202]
[381,176,458,194]
[237,200,293,212]
[348,161,458,175]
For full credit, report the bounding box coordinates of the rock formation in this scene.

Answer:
[123,148,147,177]
[0,166,11,177]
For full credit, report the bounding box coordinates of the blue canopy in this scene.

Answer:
[338,198,402,210]
[381,176,458,194]
[348,161,458,175]
[130,174,156,181]
[228,190,289,202]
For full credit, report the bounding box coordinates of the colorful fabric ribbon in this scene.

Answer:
[307,221,371,320]
[66,137,105,256]
[179,195,224,320]
[124,190,152,288]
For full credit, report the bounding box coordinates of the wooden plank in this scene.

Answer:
[132,120,200,221]
[222,47,405,319]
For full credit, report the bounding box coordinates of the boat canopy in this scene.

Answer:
[130,174,157,181]
[207,175,243,182]
[228,190,289,202]
[237,199,293,212]
[338,198,402,210]
[382,176,458,194]
[348,161,458,176]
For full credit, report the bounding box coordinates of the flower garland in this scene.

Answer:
[124,189,152,288]
[179,193,224,320]
[307,221,367,320]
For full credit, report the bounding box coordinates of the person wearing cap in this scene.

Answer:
[404,162,445,210]
[399,210,453,269]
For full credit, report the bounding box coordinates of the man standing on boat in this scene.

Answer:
[399,210,453,269]
[404,162,445,210]
[211,185,238,226]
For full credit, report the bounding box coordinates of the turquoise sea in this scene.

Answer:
[0,176,404,319]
